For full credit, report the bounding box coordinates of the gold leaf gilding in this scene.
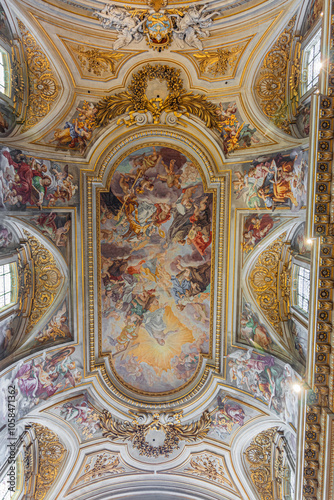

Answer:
[72,45,126,76]
[32,423,66,500]
[24,231,63,334]
[248,233,286,336]
[255,16,296,134]
[17,20,59,132]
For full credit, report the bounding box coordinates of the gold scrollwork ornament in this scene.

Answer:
[73,45,126,76]
[255,15,296,134]
[100,410,211,458]
[32,424,66,500]
[17,20,59,132]
[24,232,63,333]
[94,64,220,129]
[248,234,286,336]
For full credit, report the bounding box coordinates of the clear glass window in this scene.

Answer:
[0,263,17,312]
[0,48,10,96]
[301,30,322,95]
[306,35,321,91]
[296,266,310,313]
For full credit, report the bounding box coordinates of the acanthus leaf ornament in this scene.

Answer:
[185,454,233,487]
[17,20,60,132]
[255,15,297,135]
[94,0,218,51]
[94,63,221,129]
[100,409,211,458]
[245,428,277,500]
[32,424,66,500]
[72,45,126,76]
[193,46,243,77]
[248,233,287,336]
[75,453,125,485]
[24,231,64,333]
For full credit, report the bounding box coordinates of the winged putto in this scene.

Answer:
[94,0,218,51]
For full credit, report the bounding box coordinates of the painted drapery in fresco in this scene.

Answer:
[99,146,213,393]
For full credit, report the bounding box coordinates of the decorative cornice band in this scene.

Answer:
[303,2,334,498]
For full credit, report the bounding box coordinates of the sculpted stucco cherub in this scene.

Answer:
[94,1,218,51]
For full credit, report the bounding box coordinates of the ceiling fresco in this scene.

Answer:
[0,0,332,498]
[99,146,214,394]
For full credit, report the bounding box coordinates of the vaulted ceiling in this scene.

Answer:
[0,0,331,499]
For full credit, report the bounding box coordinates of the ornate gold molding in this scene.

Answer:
[100,410,211,458]
[32,423,66,500]
[289,40,301,117]
[245,427,278,500]
[255,15,296,134]
[191,45,243,78]
[75,452,125,486]
[185,453,233,486]
[17,20,59,132]
[24,231,63,334]
[17,249,33,316]
[248,233,286,336]
[94,63,220,129]
[71,45,126,76]
[86,130,224,405]
[302,6,334,492]
[11,43,25,119]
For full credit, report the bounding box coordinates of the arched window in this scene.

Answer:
[0,47,10,96]
[301,30,322,96]
[0,263,17,312]
[292,264,310,316]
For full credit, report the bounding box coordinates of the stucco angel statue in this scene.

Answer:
[94,1,219,51]
[94,4,145,50]
[172,6,219,50]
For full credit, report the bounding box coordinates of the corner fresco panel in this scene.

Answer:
[49,393,102,441]
[242,213,281,256]
[208,391,260,444]
[0,147,79,210]
[226,348,299,427]
[232,148,308,211]
[100,146,213,394]
[238,299,280,354]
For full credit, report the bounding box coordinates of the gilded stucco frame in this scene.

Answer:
[85,129,228,406]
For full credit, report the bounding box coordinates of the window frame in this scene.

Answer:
[0,46,11,98]
[0,262,18,313]
[291,260,311,320]
[300,25,322,101]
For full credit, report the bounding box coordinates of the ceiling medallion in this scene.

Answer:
[94,63,220,129]
[94,0,218,51]
[100,410,211,458]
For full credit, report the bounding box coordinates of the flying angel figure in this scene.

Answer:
[36,303,69,342]
[172,6,219,50]
[94,5,145,50]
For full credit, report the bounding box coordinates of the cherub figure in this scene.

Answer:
[158,159,181,189]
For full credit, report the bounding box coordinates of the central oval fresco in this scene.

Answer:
[99,145,214,394]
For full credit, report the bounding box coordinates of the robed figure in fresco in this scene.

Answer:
[99,146,213,393]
